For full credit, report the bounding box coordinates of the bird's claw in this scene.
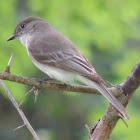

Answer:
[34,78,55,89]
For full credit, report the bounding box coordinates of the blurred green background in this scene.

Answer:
[0,0,140,139]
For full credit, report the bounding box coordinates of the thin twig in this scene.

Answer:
[26,87,36,96]
[13,124,25,131]
[18,100,24,108]
[5,54,13,73]
[34,89,39,102]
[0,80,40,140]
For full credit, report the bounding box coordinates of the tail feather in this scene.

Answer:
[90,81,130,120]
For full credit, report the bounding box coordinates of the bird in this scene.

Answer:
[7,17,129,119]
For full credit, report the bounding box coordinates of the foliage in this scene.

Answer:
[0,0,140,139]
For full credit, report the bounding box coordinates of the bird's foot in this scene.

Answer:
[32,77,55,89]
[67,84,71,90]
[63,82,71,90]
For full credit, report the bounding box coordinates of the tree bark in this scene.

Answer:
[88,60,140,140]
[1,57,140,140]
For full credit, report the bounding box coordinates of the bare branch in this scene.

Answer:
[0,71,101,95]
[1,55,140,140]
[89,60,140,140]
[5,54,13,73]
[13,124,25,131]
[0,80,40,140]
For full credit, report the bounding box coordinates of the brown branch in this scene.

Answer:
[0,80,40,140]
[0,55,120,140]
[0,54,40,139]
[0,71,101,95]
[89,60,140,140]
[1,55,139,140]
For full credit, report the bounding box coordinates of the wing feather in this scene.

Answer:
[30,49,105,84]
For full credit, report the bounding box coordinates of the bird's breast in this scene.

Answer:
[26,48,76,83]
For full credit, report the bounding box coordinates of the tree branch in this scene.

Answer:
[1,55,139,140]
[0,80,40,140]
[0,71,101,95]
[89,60,140,140]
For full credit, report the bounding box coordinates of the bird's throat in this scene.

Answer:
[18,34,30,47]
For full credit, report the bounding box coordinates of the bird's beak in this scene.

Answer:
[7,34,16,41]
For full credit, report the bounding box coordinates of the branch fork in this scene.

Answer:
[0,55,140,140]
[0,54,40,140]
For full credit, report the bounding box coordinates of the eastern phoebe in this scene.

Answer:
[7,17,129,119]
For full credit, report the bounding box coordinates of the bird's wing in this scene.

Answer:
[29,47,105,84]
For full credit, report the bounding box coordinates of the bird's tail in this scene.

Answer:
[88,81,130,120]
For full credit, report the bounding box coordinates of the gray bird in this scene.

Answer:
[7,17,129,119]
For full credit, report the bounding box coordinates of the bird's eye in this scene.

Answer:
[21,24,25,28]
